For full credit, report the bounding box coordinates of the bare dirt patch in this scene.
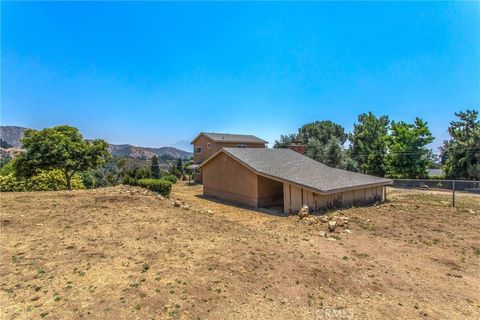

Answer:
[1,184,479,319]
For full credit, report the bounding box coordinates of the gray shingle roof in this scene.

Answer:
[199,132,267,144]
[220,148,392,193]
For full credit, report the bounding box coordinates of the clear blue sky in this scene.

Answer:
[2,1,479,151]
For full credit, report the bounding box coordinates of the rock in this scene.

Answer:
[344,229,352,234]
[181,205,190,210]
[319,231,326,237]
[335,219,344,227]
[173,200,181,208]
[319,216,329,223]
[328,220,337,232]
[207,209,214,214]
[298,205,309,219]
[468,209,475,214]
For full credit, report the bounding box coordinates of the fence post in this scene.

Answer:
[452,180,456,207]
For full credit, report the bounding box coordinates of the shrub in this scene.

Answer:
[161,174,177,184]
[0,170,85,192]
[28,170,84,191]
[0,161,15,176]
[0,173,25,192]
[122,175,137,186]
[137,178,172,196]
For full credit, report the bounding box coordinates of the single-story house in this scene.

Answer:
[199,148,393,213]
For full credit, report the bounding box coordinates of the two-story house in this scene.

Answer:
[187,132,267,183]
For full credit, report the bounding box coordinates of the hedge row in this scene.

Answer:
[136,179,172,197]
[0,170,85,192]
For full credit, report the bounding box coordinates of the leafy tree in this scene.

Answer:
[274,120,348,168]
[324,138,343,168]
[298,120,347,145]
[349,112,390,176]
[304,139,325,162]
[0,139,12,148]
[442,109,480,180]
[176,158,183,175]
[151,155,160,179]
[13,125,110,190]
[386,118,434,178]
[274,134,298,148]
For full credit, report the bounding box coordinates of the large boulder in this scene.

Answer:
[328,220,337,232]
[298,205,309,219]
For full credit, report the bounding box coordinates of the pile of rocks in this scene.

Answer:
[93,185,162,198]
[170,198,215,215]
[297,205,351,234]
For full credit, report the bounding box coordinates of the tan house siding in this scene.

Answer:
[202,153,258,207]
[192,134,266,183]
[283,183,384,213]
[193,135,266,164]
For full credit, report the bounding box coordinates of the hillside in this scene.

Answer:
[0,126,192,160]
[108,144,192,160]
[0,126,27,148]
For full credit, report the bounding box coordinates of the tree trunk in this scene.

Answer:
[64,171,72,190]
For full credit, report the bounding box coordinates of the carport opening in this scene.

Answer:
[257,175,284,211]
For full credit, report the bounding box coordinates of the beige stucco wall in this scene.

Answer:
[192,135,266,183]
[202,152,258,207]
[192,135,266,164]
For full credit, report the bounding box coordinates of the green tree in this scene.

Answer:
[324,138,343,168]
[151,155,160,179]
[13,125,110,190]
[0,139,12,148]
[274,120,348,168]
[298,120,347,145]
[442,109,480,180]
[386,118,434,178]
[349,112,390,176]
[273,134,298,148]
[176,158,183,175]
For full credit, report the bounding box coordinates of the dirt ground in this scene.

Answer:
[1,182,479,320]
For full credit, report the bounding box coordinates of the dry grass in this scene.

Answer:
[1,183,479,319]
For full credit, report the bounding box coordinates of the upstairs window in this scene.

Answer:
[236,144,247,148]
[207,143,211,148]
[194,146,202,154]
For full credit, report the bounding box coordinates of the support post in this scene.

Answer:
[384,186,387,202]
[452,180,456,207]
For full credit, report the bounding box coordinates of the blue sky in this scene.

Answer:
[2,1,479,151]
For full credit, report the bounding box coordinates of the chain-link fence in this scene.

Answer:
[392,179,480,207]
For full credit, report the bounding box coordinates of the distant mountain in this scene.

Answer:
[170,140,192,152]
[108,144,192,159]
[0,126,28,148]
[0,126,192,160]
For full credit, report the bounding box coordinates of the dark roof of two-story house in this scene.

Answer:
[191,132,268,144]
